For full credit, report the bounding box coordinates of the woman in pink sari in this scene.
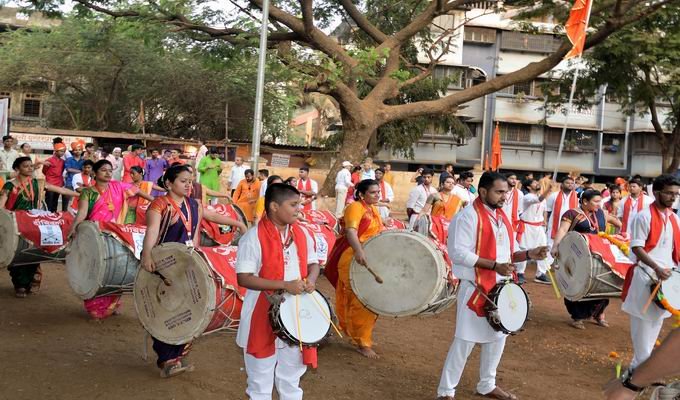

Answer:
[70,159,154,320]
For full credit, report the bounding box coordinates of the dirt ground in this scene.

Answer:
[0,262,677,400]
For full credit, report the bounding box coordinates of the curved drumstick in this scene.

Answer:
[642,281,661,314]
[361,263,383,284]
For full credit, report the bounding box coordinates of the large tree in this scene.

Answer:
[19,0,680,192]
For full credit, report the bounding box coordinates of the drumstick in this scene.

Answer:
[295,294,303,352]
[153,271,172,286]
[546,268,561,299]
[309,291,343,338]
[361,263,384,284]
[642,281,662,314]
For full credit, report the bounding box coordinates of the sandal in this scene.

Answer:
[570,320,585,330]
[15,288,28,298]
[160,360,190,378]
[477,387,519,400]
[29,269,42,295]
[595,318,610,328]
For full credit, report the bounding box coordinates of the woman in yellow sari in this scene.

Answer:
[325,179,383,359]
[422,175,464,220]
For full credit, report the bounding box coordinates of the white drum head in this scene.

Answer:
[66,222,107,299]
[133,243,216,345]
[350,230,447,317]
[556,232,593,301]
[0,209,19,269]
[496,283,529,332]
[279,291,331,344]
[661,271,680,310]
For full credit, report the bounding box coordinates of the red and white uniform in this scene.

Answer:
[617,194,654,235]
[515,193,549,275]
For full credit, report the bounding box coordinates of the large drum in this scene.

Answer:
[200,203,247,246]
[299,220,337,266]
[66,221,143,299]
[0,209,72,268]
[556,232,632,301]
[350,230,456,317]
[134,244,245,345]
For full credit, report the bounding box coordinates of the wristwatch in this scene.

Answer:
[621,369,645,393]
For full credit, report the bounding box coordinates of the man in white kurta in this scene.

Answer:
[501,173,524,225]
[236,224,319,400]
[545,177,577,264]
[452,171,476,207]
[622,175,680,369]
[334,161,353,217]
[406,169,437,229]
[515,178,552,285]
[617,180,654,236]
[229,156,249,195]
[375,167,394,220]
[437,172,546,400]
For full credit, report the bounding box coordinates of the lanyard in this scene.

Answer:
[17,177,34,203]
[168,196,193,239]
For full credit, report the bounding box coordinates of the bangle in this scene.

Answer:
[492,262,497,271]
[525,250,531,261]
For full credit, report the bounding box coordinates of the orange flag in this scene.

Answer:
[491,122,502,171]
[564,0,593,59]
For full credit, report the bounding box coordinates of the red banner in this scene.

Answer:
[584,233,632,279]
[98,222,147,259]
[299,221,337,265]
[200,204,245,246]
[15,211,73,254]
[300,210,338,230]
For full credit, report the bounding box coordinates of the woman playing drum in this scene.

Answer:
[551,189,622,329]
[0,157,78,297]
[127,165,165,224]
[69,159,154,320]
[140,164,246,378]
[325,179,383,359]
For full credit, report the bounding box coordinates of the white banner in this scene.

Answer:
[0,98,8,137]
[8,133,93,151]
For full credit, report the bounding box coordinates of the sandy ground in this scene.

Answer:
[0,262,677,400]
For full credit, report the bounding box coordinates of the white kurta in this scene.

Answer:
[516,193,549,275]
[617,194,654,234]
[501,188,524,222]
[378,180,394,220]
[297,179,319,210]
[406,184,437,229]
[452,184,476,207]
[229,164,249,189]
[546,191,576,244]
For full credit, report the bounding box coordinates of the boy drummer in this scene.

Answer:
[236,183,320,400]
[622,174,680,369]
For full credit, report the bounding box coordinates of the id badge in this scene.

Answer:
[185,240,194,247]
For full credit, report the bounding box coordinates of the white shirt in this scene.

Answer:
[617,194,654,233]
[378,180,394,219]
[297,178,319,210]
[406,184,437,213]
[452,184,476,206]
[235,226,319,348]
[335,168,352,190]
[546,191,576,241]
[259,180,268,197]
[71,172,92,190]
[622,207,678,320]
[502,188,524,220]
[0,147,18,171]
[520,193,546,223]
[360,169,375,181]
[229,164,249,189]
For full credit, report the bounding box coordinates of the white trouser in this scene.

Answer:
[629,316,664,369]
[244,346,307,400]
[408,213,419,230]
[515,257,550,276]
[437,336,507,397]
[335,188,348,218]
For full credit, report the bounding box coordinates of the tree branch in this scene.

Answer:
[300,0,314,34]
[337,0,388,44]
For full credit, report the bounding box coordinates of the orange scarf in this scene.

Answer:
[621,195,644,234]
[550,191,578,239]
[296,178,313,211]
[248,217,316,367]
[508,188,520,226]
[468,198,515,317]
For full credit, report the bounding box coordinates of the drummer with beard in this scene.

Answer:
[621,174,680,369]
[141,164,246,378]
[235,183,320,400]
[325,179,384,359]
[437,172,548,400]
[551,189,621,330]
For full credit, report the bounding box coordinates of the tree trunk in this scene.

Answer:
[319,111,376,196]
[663,125,680,173]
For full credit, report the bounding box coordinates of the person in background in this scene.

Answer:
[253,175,284,224]
[122,144,145,183]
[127,166,164,224]
[257,169,269,198]
[228,156,248,196]
[197,147,223,194]
[421,175,464,221]
[69,160,95,213]
[406,168,437,229]
[515,178,552,285]
[285,176,297,187]
[346,165,362,204]
[603,184,623,234]
[145,149,169,196]
[335,161,353,218]
[42,142,67,212]
[84,143,99,163]
[439,163,454,188]
[194,140,208,181]
[375,167,394,220]
[168,149,185,166]
[107,147,123,181]
[452,171,476,206]
[539,172,553,194]
[383,163,396,187]
[615,177,629,198]
[618,178,654,236]
[0,135,18,174]
[360,157,375,181]
[521,172,534,194]
[233,169,261,223]
[19,143,43,179]
[64,141,85,212]
[296,167,319,211]
[411,165,425,185]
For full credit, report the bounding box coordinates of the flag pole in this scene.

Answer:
[552,66,580,183]
[251,0,270,169]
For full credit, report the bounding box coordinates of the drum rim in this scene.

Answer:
[487,281,530,334]
[133,243,217,345]
[272,290,333,346]
[0,209,20,268]
[66,221,108,299]
[556,232,597,301]
[350,229,448,317]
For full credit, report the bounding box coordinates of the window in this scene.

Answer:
[501,31,561,53]
[433,66,464,88]
[499,123,531,143]
[464,27,496,44]
[545,128,595,150]
[23,94,41,118]
[632,133,661,153]
[499,80,534,96]
[0,92,10,113]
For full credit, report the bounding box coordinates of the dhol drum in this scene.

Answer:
[0,209,72,268]
[556,232,632,301]
[653,270,680,315]
[299,221,337,266]
[200,203,248,247]
[134,243,245,345]
[270,290,334,346]
[66,221,143,299]
[485,281,530,335]
[301,210,338,231]
[383,217,406,230]
[350,230,456,317]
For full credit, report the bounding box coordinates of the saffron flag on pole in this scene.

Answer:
[491,122,502,171]
[564,0,594,60]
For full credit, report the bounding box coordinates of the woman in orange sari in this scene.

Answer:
[422,175,464,221]
[325,179,383,359]
[128,166,166,224]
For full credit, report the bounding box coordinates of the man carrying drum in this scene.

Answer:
[621,174,680,369]
[437,172,548,400]
[235,183,320,399]
[0,157,78,297]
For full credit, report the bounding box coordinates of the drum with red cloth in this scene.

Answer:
[200,203,247,247]
[300,209,338,231]
[383,217,407,230]
[0,209,72,268]
[134,243,245,345]
[556,232,633,301]
[299,221,337,266]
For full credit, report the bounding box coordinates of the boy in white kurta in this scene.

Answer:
[437,172,548,400]
[515,178,552,285]
[617,179,654,236]
[622,174,680,369]
[236,183,320,400]
[406,169,437,229]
